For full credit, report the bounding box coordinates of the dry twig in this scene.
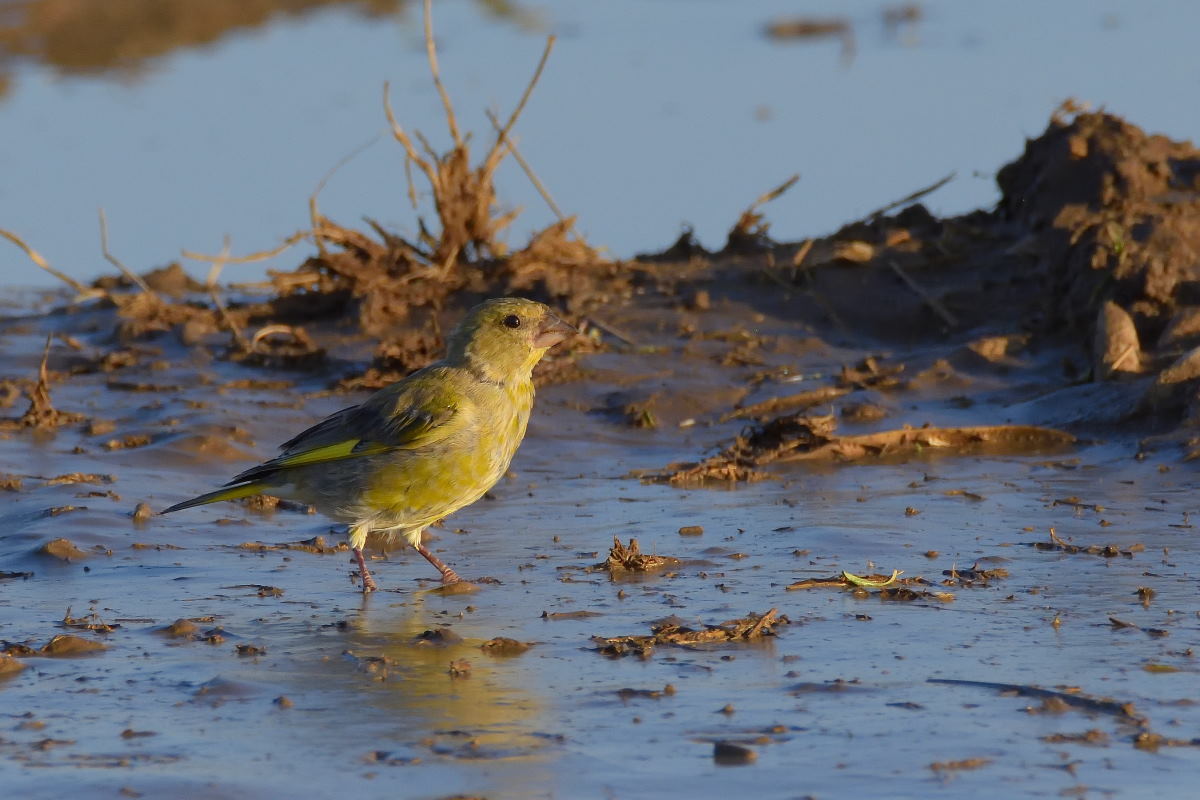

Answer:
[886,259,958,327]
[98,208,157,297]
[862,171,955,222]
[0,228,98,297]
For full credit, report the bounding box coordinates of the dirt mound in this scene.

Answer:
[998,110,1200,337]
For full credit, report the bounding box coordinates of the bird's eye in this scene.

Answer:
[502,314,522,329]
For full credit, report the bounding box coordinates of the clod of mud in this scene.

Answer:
[929,757,992,773]
[414,627,462,646]
[600,537,681,573]
[0,653,27,677]
[1041,729,1110,746]
[594,608,787,658]
[157,619,199,639]
[1133,732,1200,751]
[479,637,533,656]
[712,740,758,766]
[43,472,115,486]
[36,537,90,561]
[427,580,481,596]
[27,634,108,657]
[131,502,153,523]
[840,402,889,423]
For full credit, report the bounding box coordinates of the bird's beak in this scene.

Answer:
[533,313,576,349]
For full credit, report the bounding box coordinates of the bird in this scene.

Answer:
[161,297,574,593]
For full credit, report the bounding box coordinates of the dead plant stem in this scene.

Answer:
[863,171,955,222]
[485,107,565,222]
[98,208,157,298]
[422,0,463,150]
[886,259,958,327]
[0,228,101,298]
[483,35,556,180]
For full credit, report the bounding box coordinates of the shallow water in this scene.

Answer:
[2,301,1198,798]
[3,0,1200,288]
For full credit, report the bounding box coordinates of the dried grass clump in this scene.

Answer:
[262,0,609,335]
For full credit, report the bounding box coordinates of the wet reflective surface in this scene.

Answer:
[2,300,1198,798]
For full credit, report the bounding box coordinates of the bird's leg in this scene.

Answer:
[353,546,378,593]
[413,542,462,584]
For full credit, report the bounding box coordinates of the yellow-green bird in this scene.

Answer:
[162,297,574,593]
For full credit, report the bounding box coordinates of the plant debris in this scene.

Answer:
[942,564,1010,587]
[1026,528,1145,558]
[594,608,787,658]
[787,571,926,591]
[60,607,120,633]
[656,416,1075,485]
[600,537,681,573]
[235,535,348,555]
[0,339,86,432]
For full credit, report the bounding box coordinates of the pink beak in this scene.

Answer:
[533,313,576,349]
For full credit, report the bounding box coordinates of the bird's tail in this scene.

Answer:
[159,483,265,515]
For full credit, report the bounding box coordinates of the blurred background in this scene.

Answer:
[1,0,1197,287]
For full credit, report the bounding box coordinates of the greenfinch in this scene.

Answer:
[162,297,574,592]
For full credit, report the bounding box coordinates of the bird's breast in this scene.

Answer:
[357,378,534,526]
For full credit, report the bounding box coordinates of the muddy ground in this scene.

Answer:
[3,107,1200,798]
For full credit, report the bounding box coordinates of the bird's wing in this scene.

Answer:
[225,377,463,485]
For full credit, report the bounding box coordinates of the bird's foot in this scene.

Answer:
[353,547,378,593]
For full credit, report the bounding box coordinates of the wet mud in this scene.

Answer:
[4,12,1200,795]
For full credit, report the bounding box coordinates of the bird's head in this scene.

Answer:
[446,297,575,382]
